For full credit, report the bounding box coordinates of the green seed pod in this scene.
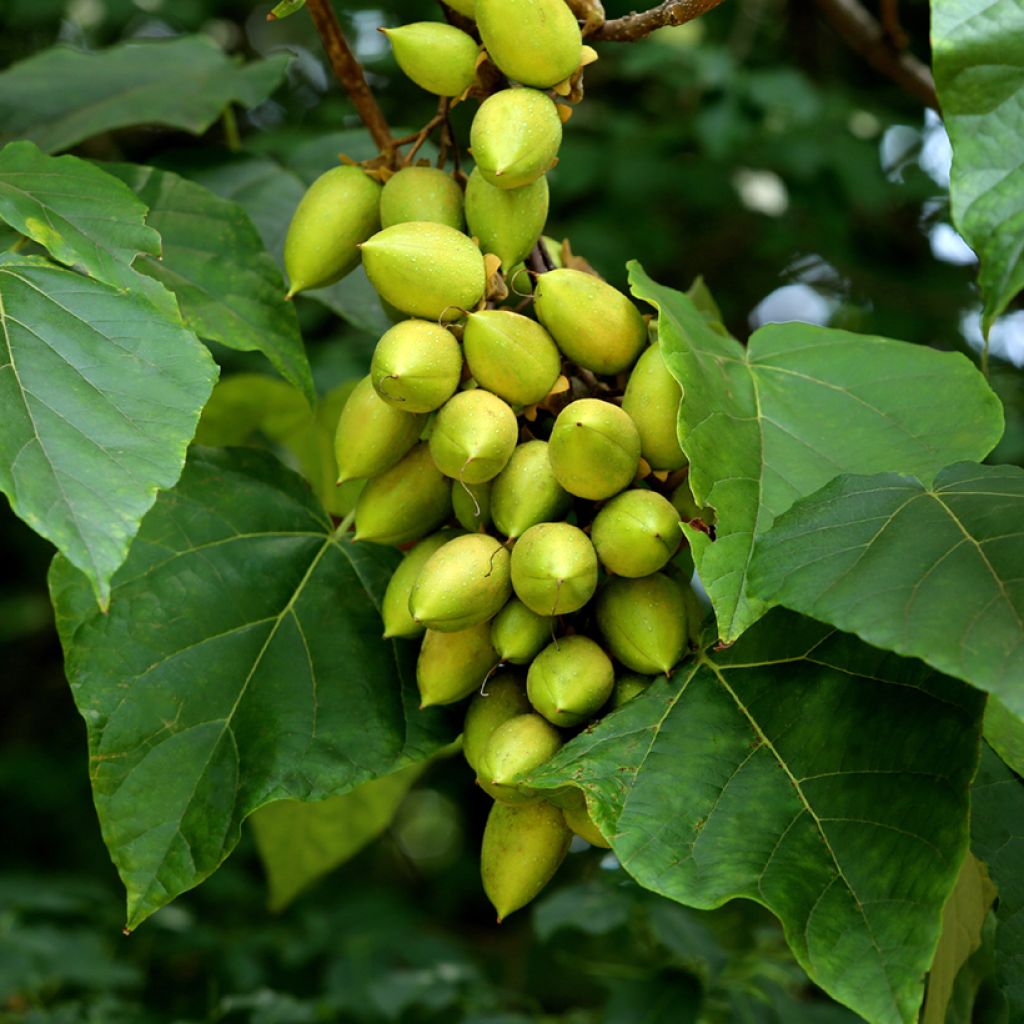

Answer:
[670,481,715,525]
[561,788,611,848]
[361,222,486,321]
[621,342,686,470]
[463,671,531,773]
[409,533,512,632]
[452,479,492,531]
[547,399,641,501]
[335,375,427,483]
[596,573,689,675]
[370,320,462,413]
[491,440,571,539]
[353,443,453,545]
[481,799,571,921]
[465,168,549,271]
[470,88,563,190]
[381,528,463,639]
[429,389,519,484]
[477,0,582,88]
[379,166,465,230]
[491,598,553,664]
[527,635,614,727]
[417,622,498,707]
[382,22,479,97]
[510,523,597,617]
[534,269,648,374]
[590,489,681,577]
[611,673,654,708]
[446,0,476,14]
[477,713,562,804]
[540,236,565,268]
[463,309,561,407]
[284,166,381,296]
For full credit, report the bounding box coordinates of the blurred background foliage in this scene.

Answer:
[1,0,1020,1020]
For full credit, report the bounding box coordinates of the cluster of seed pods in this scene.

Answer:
[283,0,702,922]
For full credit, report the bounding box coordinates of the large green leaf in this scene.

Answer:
[108,164,314,404]
[0,36,288,154]
[749,463,1024,715]
[526,612,984,1024]
[629,264,1003,643]
[984,696,1024,778]
[970,747,1024,1021]
[0,255,216,608]
[48,446,455,930]
[932,0,1024,332]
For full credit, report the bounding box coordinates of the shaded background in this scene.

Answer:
[1,0,1020,1020]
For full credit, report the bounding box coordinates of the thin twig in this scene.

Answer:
[879,0,909,50]
[813,0,938,109]
[402,99,448,166]
[589,0,726,41]
[305,0,393,152]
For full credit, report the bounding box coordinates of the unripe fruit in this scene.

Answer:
[477,0,582,88]
[491,440,571,538]
[491,598,553,664]
[429,389,519,484]
[534,269,647,374]
[465,168,549,271]
[361,222,486,321]
[510,522,598,616]
[418,622,498,707]
[354,443,452,545]
[463,309,561,407]
[547,399,641,501]
[611,673,654,708]
[621,342,686,470]
[463,671,531,773]
[527,635,615,727]
[335,375,426,483]
[382,22,479,97]
[370,320,462,413]
[561,788,611,848]
[284,166,381,296]
[596,573,689,675]
[477,713,563,803]
[446,0,476,14]
[590,489,681,577]
[481,800,571,921]
[409,533,512,632]
[452,479,492,531]
[380,166,465,231]
[671,481,715,525]
[382,528,463,639]
[470,89,562,190]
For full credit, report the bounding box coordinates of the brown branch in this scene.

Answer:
[813,0,938,109]
[589,0,726,41]
[305,0,392,152]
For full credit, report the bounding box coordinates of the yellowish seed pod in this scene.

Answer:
[465,168,549,271]
[417,622,499,707]
[621,342,686,470]
[526,635,614,728]
[335,375,427,484]
[381,528,463,639]
[547,399,641,501]
[452,479,492,531]
[463,309,561,407]
[590,489,681,577]
[429,389,520,484]
[284,166,381,296]
[361,221,486,321]
[379,166,465,230]
[611,672,654,708]
[382,22,479,97]
[481,799,571,921]
[670,481,715,525]
[371,320,463,413]
[561,788,611,848]
[477,0,582,88]
[409,533,512,632]
[491,440,571,538]
[477,712,562,804]
[491,598,553,664]
[510,522,597,616]
[446,0,476,14]
[353,443,453,545]
[470,88,563,190]
[595,573,689,675]
[534,269,648,374]
[463,671,531,773]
